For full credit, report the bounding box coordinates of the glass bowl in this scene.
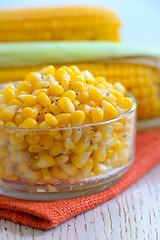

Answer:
[0,91,136,200]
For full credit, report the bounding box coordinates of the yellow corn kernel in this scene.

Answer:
[40,135,54,150]
[0,105,18,122]
[91,107,104,123]
[8,100,21,108]
[80,158,94,178]
[37,93,51,107]
[0,120,3,126]
[90,130,102,142]
[71,110,85,126]
[64,138,76,150]
[109,89,124,99]
[114,82,126,94]
[79,104,91,116]
[45,113,58,127]
[32,103,42,113]
[10,141,28,151]
[25,170,42,182]
[32,89,48,96]
[112,122,124,131]
[25,72,42,85]
[70,66,81,74]
[10,150,31,163]
[71,129,82,144]
[22,118,38,129]
[55,68,71,83]
[93,163,109,175]
[14,114,24,126]
[3,83,17,92]
[17,81,32,93]
[88,86,103,101]
[72,141,90,154]
[41,168,52,181]
[29,144,42,153]
[58,97,75,113]
[71,81,85,92]
[61,66,72,75]
[61,129,72,141]
[93,147,107,162]
[4,88,15,103]
[0,94,4,104]
[32,154,55,169]
[49,84,64,96]
[62,90,76,101]
[4,121,17,127]
[103,93,117,106]
[39,121,51,129]
[118,97,133,109]
[9,133,24,146]
[0,104,7,110]
[61,163,77,176]
[17,163,30,174]
[71,151,91,168]
[83,70,95,85]
[46,74,58,85]
[49,104,61,115]
[56,114,71,126]
[96,83,106,89]
[26,134,41,144]
[95,76,107,85]
[61,78,70,90]
[0,147,7,158]
[34,80,50,91]
[54,155,69,167]
[110,152,121,168]
[51,167,68,180]
[22,107,37,119]
[18,94,38,106]
[118,148,129,165]
[18,91,28,95]
[76,92,89,102]
[106,149,114,159]
[102,100,118,119]
[49,140,63,157]
[72,75,86,84]
[40,65,55,76]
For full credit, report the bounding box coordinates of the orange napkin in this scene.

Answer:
[0,129,159,229]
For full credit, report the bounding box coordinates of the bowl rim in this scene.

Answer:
[0,90,137,132]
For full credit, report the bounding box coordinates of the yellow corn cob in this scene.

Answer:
[0,62,159,120]
[0,63,157,120]
[0,6,121,42]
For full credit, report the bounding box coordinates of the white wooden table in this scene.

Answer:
[0,164,159,240]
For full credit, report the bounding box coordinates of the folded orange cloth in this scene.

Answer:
[0,129,159,229]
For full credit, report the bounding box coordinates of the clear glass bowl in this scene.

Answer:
[0,92,136,200]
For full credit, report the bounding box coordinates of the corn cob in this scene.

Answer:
[0,62,159,120]
[0,6,121,42]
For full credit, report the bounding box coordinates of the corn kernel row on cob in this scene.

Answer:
[0,62,159,120]
[0,6,121,42]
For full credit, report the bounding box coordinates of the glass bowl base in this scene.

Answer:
[0,157,134,201]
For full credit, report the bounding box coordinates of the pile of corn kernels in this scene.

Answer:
[0,65,134,186]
